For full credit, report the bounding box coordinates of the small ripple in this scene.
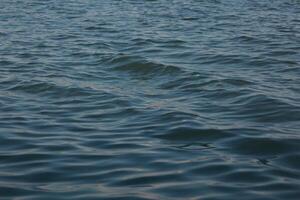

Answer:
[110,172,188,187]
[189,163,234,177]
[155,127,233,142]
[7,80,96,98]
[219,170,273,183]
[231,94,300,122]
[105,54,183,78]
[223,137,300,156]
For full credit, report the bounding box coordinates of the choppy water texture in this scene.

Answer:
[1,0,300,199]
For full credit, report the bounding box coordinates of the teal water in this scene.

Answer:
[0,0,300,199]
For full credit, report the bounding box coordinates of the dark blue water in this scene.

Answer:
[1,0,300,199]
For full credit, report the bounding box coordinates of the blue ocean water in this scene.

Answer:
[0,0,300,199]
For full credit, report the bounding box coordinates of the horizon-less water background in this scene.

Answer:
[1,0,300,199]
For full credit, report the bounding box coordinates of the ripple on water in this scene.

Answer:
[1,0,300,199]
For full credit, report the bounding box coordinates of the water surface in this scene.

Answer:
[0,0,300,199]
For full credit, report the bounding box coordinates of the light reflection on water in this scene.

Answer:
[0,0,300,199]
